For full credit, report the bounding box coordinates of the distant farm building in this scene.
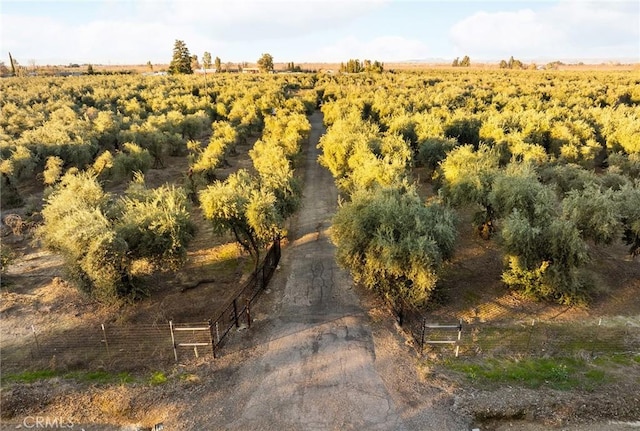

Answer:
[195,68,218,74]
[242,67,261,74]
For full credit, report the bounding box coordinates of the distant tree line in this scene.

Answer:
[452,55,471,67]
[500,56,525,69]
[340,59,384,73]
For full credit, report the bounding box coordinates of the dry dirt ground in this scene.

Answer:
[2,111,640,430]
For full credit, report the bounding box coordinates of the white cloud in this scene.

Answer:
[131,0,388,43]
[313,36,430,62]
[1,0,388,64]
[449,0,640,60]
[450,9,562,58]
[1,12,219,64]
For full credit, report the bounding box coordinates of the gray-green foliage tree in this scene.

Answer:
[489,163,550,221]
[616,181,640,256]
[43,156,64,186]
[168,39,193,75]
[438,144,501,237]
[318,115,411,194]
[0,159,23,207]
[112,142,154,180]
[501,209,590,304]
[343,133,412,194]
[331,185,456,308]
[249,138,301,220]
[492,165,592,304]
[38,171,194,302]
[115,176,195,267]
[416,137,458,172]
[444,117,482,147]
[199,170,282,268]
[562,183,621,245]
[189,121,238,182]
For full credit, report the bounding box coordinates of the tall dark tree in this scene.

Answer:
[168,39,193,75]
[215,56,222,72]
[257,53,274,73]
[460,55,471,67]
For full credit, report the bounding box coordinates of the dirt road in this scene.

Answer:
[175,111,468,430]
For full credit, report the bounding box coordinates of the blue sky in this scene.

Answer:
[1,0,638,66]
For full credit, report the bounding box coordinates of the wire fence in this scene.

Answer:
[395,300,640,360]
[1,241,281,372]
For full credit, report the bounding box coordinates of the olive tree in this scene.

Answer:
[318,115,380,181]
[616,181,640,256]
[38,171,194,302]
[562,183,622,245]
[190,121,239,182]
[438,144,501,237]
[342,133,412,194]
[501,209,590,304]
[0,159,23,207]
[250,139,301,220]
[331,186,456,308]
[416,137,458,172]
[199,170,283,268]
[43,156,64,186]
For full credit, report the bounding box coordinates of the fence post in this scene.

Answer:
[455,320,463,358]
[208,319,216,359]
[591,318,602,357]
[31,325,40,353]
[419,319,426,355]
[233,299,239,328]
[101,324,110,358]
[169,321,178,363]
[525,318,535,355]
[246,299,252,328]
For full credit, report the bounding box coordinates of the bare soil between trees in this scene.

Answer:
[2,111,640,430]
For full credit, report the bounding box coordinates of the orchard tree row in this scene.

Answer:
[316,69,639,306]
[2,73,316,302]
[199,97,311,267]
[0,72,316,207]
